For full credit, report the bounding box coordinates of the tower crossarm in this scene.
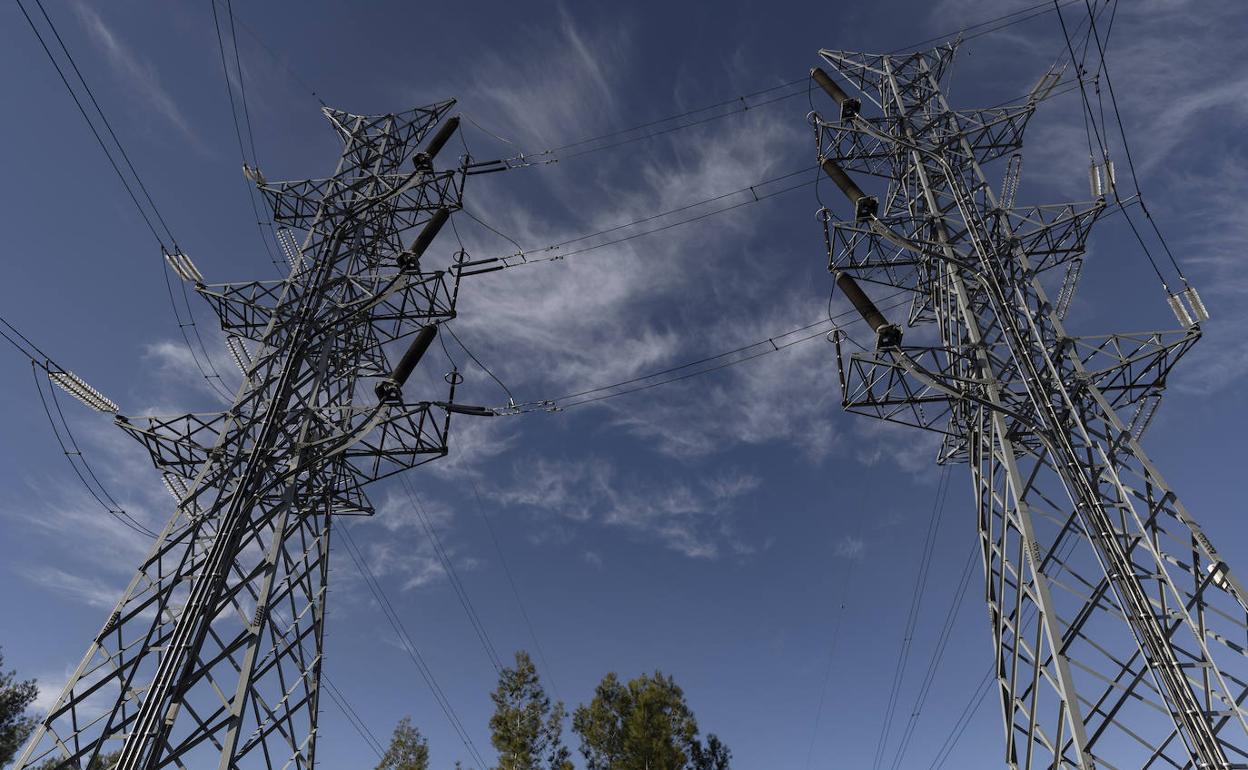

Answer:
[1062,329,1200,410]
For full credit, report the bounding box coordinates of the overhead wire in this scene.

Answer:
[927,667,995,770]
[0,314,155,539]
[1077,0,1186,282]
[208,0,288,277]
[454,166,818,275]
[496,290,912,416]
[337,524,490,770]
[264,606,388,759]
[462,78,809,172]
[871,466,953,770]
[804,542,860,770]
[320,673,386,759]
[32,366,156,539]
[926,517,1091,770]
[444,324,516,407]
[396,474,505,673]
[460,2,1093,173]
[17,0,233,401]
[457,6,1110,281]
[208,0,328,106]
[467,478,563,702]
[885,0,1084,54]
[1053,0,1172,289]
[888,542,979,770]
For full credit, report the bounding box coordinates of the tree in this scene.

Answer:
[489,651,572,770]
[377,716,429,770]
[691,734,731,770]
[571,671,729,770]
[0,647,39,766]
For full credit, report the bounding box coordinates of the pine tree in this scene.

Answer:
[0,647,39,766]
[571,671,730,770]
[488,651,572,770]
[376,716,430,770]
[691,733,732,770]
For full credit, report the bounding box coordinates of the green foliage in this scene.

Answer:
[571,671,729,770]
[691,734,732,770]
[376,716,430,770]
[488,651,572,770]
[0,647,39,766]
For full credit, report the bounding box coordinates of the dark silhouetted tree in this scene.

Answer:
[0,647,38,766]
[692,733,732,770]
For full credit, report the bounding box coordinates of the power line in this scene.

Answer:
[467,478,563,702]
[454,166,818,275]
[461,2,1092,173]
[20,0,177,245]
[337,525,490,770]
[872,466,952,770]
[32,366,156,539]
[320,673,386,759]
[444,324,516,407]
[208,0,287,277]
[397,474,505,673]
[1,313,156,539]
[887,0,1085,54]
[465,80,810,172]
[804,547,859,770]
[927,668,994,770]
[888,542,978,770]
[1075,0,1186,282]
[208,0,327,106]
[1052,0,1171,290]
[17,0,233,401]
[497,290,912,416]
[265,608,387,759]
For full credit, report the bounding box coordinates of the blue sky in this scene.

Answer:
[2,1,1247,768]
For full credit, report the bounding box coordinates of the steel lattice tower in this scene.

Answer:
[810,44,1248,769]
[16,102,475,770]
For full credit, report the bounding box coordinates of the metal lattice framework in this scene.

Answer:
[812,44,1248,770]
[16,102,475,770]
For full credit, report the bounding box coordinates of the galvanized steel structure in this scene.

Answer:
[15,102,472,770]
[811,42,1248,770]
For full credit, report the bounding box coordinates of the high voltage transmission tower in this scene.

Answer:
[810,42,1248,769]
[15,102,485,770]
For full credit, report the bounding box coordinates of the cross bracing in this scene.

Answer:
[813,42,1248,770]
[13,103,479,770]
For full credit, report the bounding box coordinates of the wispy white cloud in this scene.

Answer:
[834,534,865,560]
[140,333,238,410]
[487,456,762,559]
[452,7,629,152]
[73,3,202,149]
[17,565,121,610]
